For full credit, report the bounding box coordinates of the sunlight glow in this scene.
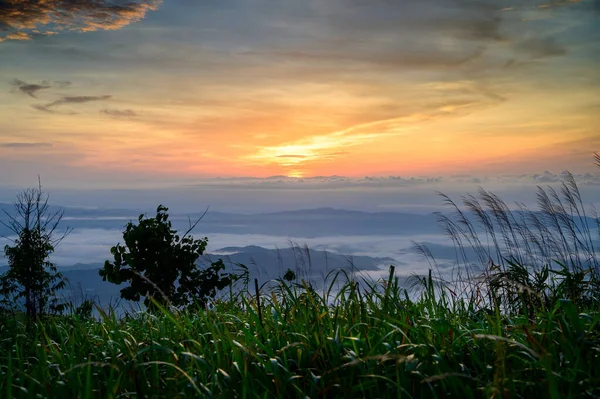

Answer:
[0,0,598,186]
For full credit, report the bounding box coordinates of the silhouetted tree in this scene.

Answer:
[0,180,70,320]
[99,205,236,310]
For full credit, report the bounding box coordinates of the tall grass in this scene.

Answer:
[1,265,599,398]
[416,169,600,316]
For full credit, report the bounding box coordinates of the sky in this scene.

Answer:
[0,0,599,193]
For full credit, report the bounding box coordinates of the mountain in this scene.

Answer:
[203,245,394,281]
[1,205,441,237]
[4,203,596,239]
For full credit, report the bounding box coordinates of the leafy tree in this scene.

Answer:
[0,181,70,320]
[74,299,94,320]
[99,205,236,310]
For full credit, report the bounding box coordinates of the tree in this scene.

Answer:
[99,205,236,310]
[0,180,70,320]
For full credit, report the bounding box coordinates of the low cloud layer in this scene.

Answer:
[186,172,600,189]
[0,0,162,42]
[0,142,52,148]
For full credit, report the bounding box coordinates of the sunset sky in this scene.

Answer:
[0,0,599,190]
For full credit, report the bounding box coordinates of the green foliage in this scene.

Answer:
[99,205,236,309]
[283,268,296,282]
[74,299,94,320]
[0,183,68,320]
[0,268,599,398]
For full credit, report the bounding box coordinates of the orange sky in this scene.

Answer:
[0,0,599,187]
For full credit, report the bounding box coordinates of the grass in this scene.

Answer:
[0,267,599,398]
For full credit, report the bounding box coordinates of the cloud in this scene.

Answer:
[530,171,562,183]
[31,104,57,113]
[244,94,506,169]
[276,154,307,159]
[32,94,111,113]
[101,108,137,118]
[180,171,600,192]
[189,175,447,190]
[241,1,505,73]
[241,0,589,79]
[423,80,507,104]
[10,78,109,112]
[54,81,72,88]
[493,171,600,186]
[308,0,506,42]
[516,37,567,58]
[0,0,161,42]
[11,79,52,98]
[53,95,112,105]
[10,79,73,103]
[0,142,53,148]
[2,32,31,41]
[246,116,412,167]
[272,48,486,73]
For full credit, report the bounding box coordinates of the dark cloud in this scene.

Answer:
[434,1,505,42]
[0,0,161,42]
[516,37,567,59]
[279,1,506,71]
[101,108,137,118]
[454,16,503,42]
[11,79,51,98]
[248,0,585,75]
[10,79,73,101]
[249,45,487,71]
[32,94,111,113]
[52,95,112,105]
[312,0,505,42]
[54,80,72,88]
[0,142,52,148]
[31,104,57,113]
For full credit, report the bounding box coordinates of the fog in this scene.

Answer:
[0,228,452,276]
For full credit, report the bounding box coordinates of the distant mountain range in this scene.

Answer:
[0,204,440,237]
[3,203,597,239]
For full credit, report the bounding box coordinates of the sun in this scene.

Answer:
[287,170,304,178]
